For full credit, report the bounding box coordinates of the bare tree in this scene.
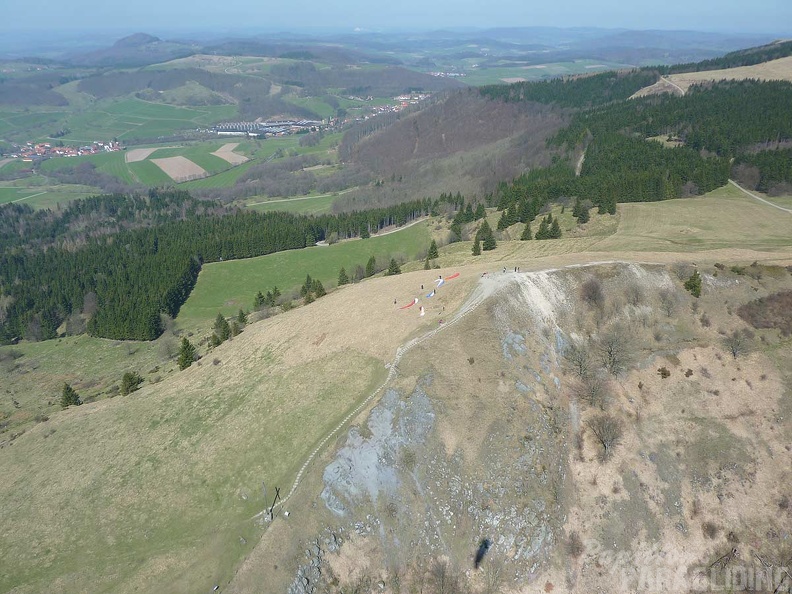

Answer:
[723,329,752,359]
[598,323,634,376]
[482,556,505,594]
[429,559,462,594]
[625,281,645,306]
[573,373,610,409]
[563,338,592,379]
[588,414,623,461]
[658,288,679,317]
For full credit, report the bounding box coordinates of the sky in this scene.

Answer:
[3,0,791,35]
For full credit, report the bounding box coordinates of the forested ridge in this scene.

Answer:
[555,79,792,156]
[488,79,791,215]
[478,69,660,108]
[0,191,448,343]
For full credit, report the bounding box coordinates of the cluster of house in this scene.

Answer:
[8,140,122,161]
[428,71,466,78]
[208,119,323,138]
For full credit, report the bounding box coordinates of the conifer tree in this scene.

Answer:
[60,383,82,408]
[535,215,550,240]
[428,239,439,259]
[214,312,231,341]
[237,309,247,325]
[478,220,497,251]
[474,203,486,220]
[550,217,562,238]
[254,291,265,309]
[300,275,313,297]
[387,258,402,275]
[472,238,481,255]
[338,267,349,286]
[365,256,376,277]
[361,226,370,239]
[312,279,326,298]
[231,321,241,337]
[684,270,702,298]
[520,222,532,240]
[497,209,510,231]
[177,338,196,370]
[424,255,431,270]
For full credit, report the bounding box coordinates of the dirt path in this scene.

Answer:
[661,76,686,95]
[729,179,792,214]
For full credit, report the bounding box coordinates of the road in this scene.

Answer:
[729,179,792,214]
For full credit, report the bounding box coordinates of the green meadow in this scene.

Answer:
[177,221,431,325]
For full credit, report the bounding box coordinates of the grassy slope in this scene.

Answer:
[594,184,792,252]
[177,220,431,326]
[0,341,384,594]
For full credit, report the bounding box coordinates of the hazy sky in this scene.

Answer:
[4,0,791,34]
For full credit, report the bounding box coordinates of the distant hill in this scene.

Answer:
[68,33,198,67]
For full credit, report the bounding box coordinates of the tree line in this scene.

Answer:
[0,190,462,343]
[478,69,660,108]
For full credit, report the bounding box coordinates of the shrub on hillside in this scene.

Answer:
[737,291,792,336]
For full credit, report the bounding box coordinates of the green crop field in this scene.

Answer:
[39,150,138,184]
[177,221,431,325]
[179,160,255,189]
[0,182,101,208]
[54,99,237,144]
[127,159,175,185]
[458,60,634,86]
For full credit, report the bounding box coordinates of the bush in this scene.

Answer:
[737,291,792,336]
[581,277,604,308]
[120,371,143,396]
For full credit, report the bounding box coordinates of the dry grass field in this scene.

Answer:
[212,143,249,166]
[151,155,208,182]
[668,55,792,93]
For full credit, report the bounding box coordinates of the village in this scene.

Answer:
[4,140,123,162]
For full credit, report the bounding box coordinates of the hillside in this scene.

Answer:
[633,55,792,97]
[334,89,567,207]
[2,236,792,592]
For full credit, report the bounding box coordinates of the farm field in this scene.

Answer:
[54,98,237,144]
[458,59,635,86]
[177,220,432,326]
[0,182,101,208]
